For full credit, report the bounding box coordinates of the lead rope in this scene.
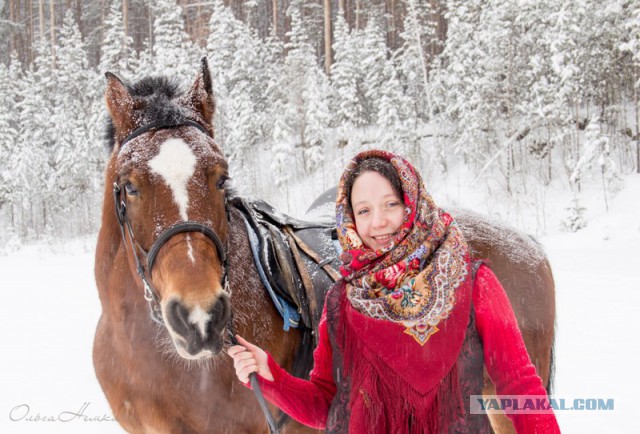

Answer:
[226,316,280,434]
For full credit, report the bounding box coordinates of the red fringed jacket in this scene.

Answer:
[249,264,561,433]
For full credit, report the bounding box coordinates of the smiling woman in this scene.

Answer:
[228,150,561,434]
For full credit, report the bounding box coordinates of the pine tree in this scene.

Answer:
[396,0,437,121]
[271,99,296,189]
[207,0,246,93]
[360,17,388,124]
[259,32,286,144]
[377,60,415,156]
[562,193,587,232]
[153,0,197,84]
[0,62,18,210]
[53,11,97,204]
[331,11,364,131]
[303,66,331,171]
[570,118,620,210]
[206,0,264,183]
[15,66,52,237]
[100,0,135,76]
[282,0,318,137]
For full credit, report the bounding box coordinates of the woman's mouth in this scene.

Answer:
[371,233,396,244]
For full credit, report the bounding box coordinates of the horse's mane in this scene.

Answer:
[104,76,185,152]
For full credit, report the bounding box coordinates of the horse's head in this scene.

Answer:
[104,59,231,360]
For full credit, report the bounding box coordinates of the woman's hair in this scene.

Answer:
[344,157,404,209]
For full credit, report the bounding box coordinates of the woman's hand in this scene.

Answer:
[227,335,274,383]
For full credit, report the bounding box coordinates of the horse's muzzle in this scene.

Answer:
[165,295,231,358]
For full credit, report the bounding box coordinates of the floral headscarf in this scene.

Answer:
[336,150,469,344]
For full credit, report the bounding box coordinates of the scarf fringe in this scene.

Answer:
[339,312,465,433]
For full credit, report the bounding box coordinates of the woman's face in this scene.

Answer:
[350,171,404,251]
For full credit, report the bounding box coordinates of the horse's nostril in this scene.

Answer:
[209,295,230,330]
[168,300,191,338]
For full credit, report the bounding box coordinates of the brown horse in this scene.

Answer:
[93,60,554,434]
[94,59,314,433]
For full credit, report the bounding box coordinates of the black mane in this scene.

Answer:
[104,76,186,152]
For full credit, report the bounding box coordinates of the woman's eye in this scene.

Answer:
[216,176,229,190]
[124,182,139,196]
[356,209,369,216]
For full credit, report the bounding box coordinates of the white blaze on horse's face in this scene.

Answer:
[148,138,197,222]
[188,305,212,339]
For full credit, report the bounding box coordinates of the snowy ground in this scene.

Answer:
[1,175,638,433]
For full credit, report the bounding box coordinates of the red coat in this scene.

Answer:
[250,265,560,433]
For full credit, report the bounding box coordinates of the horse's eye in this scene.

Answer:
[216,176,229,190]
[124,181,139,196]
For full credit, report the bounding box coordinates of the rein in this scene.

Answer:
[113,120,281,434]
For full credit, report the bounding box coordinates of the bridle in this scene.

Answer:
[114,182,229,325]
[113,120,281,433]
[113,120,229,325]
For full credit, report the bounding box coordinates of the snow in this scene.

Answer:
[1,176,639,433]
[0,238,122,433]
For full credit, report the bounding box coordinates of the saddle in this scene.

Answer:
[229,197,341,345]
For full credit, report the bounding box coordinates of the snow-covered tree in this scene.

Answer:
[396,0,437,121]
[207,0,247,94]
[152,0,198,84]
[0,60,18,210]
[15,65,52,236]
[259,32,286,143]
[570,118,620,210]
[360,17,388,124]
[331,11,365,131]
[271,99,296,190]
[99,0,135,77]
[207,0,264,182]
[377,60,416,156]
[562,193,587,232]
[52,11,98,204]
[302,66,331,171]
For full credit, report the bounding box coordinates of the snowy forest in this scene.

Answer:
[0,0,639,248]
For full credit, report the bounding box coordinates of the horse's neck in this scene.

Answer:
[225,208,286,347]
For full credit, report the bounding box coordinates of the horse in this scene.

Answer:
[93,59,555,434]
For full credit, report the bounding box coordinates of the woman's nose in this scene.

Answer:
[371,209,387,228]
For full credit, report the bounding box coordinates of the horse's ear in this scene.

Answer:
[105,72,136,147]
[184,57,215,128]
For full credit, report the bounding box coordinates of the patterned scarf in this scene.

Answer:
[336,150,470,345]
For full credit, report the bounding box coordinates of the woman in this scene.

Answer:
[228,150,560,433]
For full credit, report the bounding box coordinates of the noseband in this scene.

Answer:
[113,121,229,325]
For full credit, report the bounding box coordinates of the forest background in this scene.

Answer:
[0,0,639,249]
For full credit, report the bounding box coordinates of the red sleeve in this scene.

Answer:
[247,303,336,429]
[473,264,561,434]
